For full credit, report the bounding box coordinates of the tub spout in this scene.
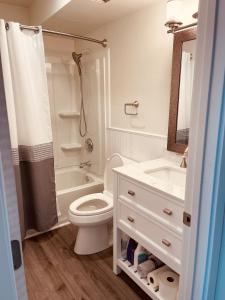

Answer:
[79,161,92,168]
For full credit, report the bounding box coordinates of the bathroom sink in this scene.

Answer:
[144,166,186,190]
[115,159,187,200]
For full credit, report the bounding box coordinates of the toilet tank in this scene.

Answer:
[104,153,134,196]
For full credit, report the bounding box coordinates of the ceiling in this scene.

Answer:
[0,0,33,7]
[43,0,157,35]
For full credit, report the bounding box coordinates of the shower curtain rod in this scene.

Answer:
[5,23,107,48]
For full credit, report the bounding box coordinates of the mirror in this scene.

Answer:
[167,29,197,153]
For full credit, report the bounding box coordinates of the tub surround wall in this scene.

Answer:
[80,48,109,175]
[45,35,107,176]
[56,167,103,225]
[46,51,82,169]
[44,36,107,230]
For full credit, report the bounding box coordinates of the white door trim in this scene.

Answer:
[179,0,218,298]
[191,0,225,297]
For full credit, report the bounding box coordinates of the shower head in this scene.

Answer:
[72,52,82,76]
[72,52,82,65]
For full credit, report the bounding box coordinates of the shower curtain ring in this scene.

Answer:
[34,27,40,34]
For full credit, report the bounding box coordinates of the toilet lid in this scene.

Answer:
[69,193,113,216]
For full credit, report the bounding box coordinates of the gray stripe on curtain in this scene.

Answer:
[12,143,58,238]
[12,142,54,164]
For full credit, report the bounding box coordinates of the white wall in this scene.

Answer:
[0,0,73,25]
[77,0,198,161]
[85,1,173,136]
[0,3,30,24]
[84,0,198,136]
[30,0,71,25]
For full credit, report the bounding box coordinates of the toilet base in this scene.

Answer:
[74,224,110,255]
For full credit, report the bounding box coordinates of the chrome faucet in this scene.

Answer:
[180,147,188,168]
[79,161,91,168]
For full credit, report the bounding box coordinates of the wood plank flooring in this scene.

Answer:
[23,225,151,300]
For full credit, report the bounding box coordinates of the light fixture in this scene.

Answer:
[165,0,183,33]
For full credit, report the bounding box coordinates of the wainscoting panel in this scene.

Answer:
[107,127,167,162]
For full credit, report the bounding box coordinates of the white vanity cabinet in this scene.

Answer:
[113,159,185,300]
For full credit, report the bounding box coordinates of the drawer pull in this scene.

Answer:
[163,208,173,216]
[127,216,135,223]
[128,190,135,196]
[162,239,171,247]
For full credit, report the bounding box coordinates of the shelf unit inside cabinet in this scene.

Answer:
[117,258,162,300]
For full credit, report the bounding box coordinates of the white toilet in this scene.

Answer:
[69,153,132,255]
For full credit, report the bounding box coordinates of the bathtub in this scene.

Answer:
[55,167,104,226]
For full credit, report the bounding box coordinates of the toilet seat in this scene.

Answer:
[68,154,134,255]
[69,193,113,216]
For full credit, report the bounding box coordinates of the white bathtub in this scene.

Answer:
[55,167,104,226]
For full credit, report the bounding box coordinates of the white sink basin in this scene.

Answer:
[113,158,187,200]
[144,166,186,190]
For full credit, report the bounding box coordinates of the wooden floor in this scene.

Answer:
[23,225,151,300]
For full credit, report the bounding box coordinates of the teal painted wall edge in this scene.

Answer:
[0,156,18,300]
[203,76,225,299]
[190,0,225,298]
[192,0,225,294]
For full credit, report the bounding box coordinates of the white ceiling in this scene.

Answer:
[0,0,33,7]
[43,0,157,35]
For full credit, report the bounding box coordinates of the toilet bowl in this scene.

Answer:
[69,153,133,255]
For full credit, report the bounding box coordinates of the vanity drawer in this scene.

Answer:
[118,176,184,234]
[117,201,182,268]
[135,210,182,261]
[117,200,137,230]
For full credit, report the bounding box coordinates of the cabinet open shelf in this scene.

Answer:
[61,143,82,151]
[117,258,161,300]
[58,111,80,118]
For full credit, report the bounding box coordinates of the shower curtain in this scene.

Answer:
[0,20,58,237]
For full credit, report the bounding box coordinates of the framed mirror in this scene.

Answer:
[167,28,197,153]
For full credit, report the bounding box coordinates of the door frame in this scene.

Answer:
[0,152,18,299]
[180,0,225,298]
[0,54,27,299]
